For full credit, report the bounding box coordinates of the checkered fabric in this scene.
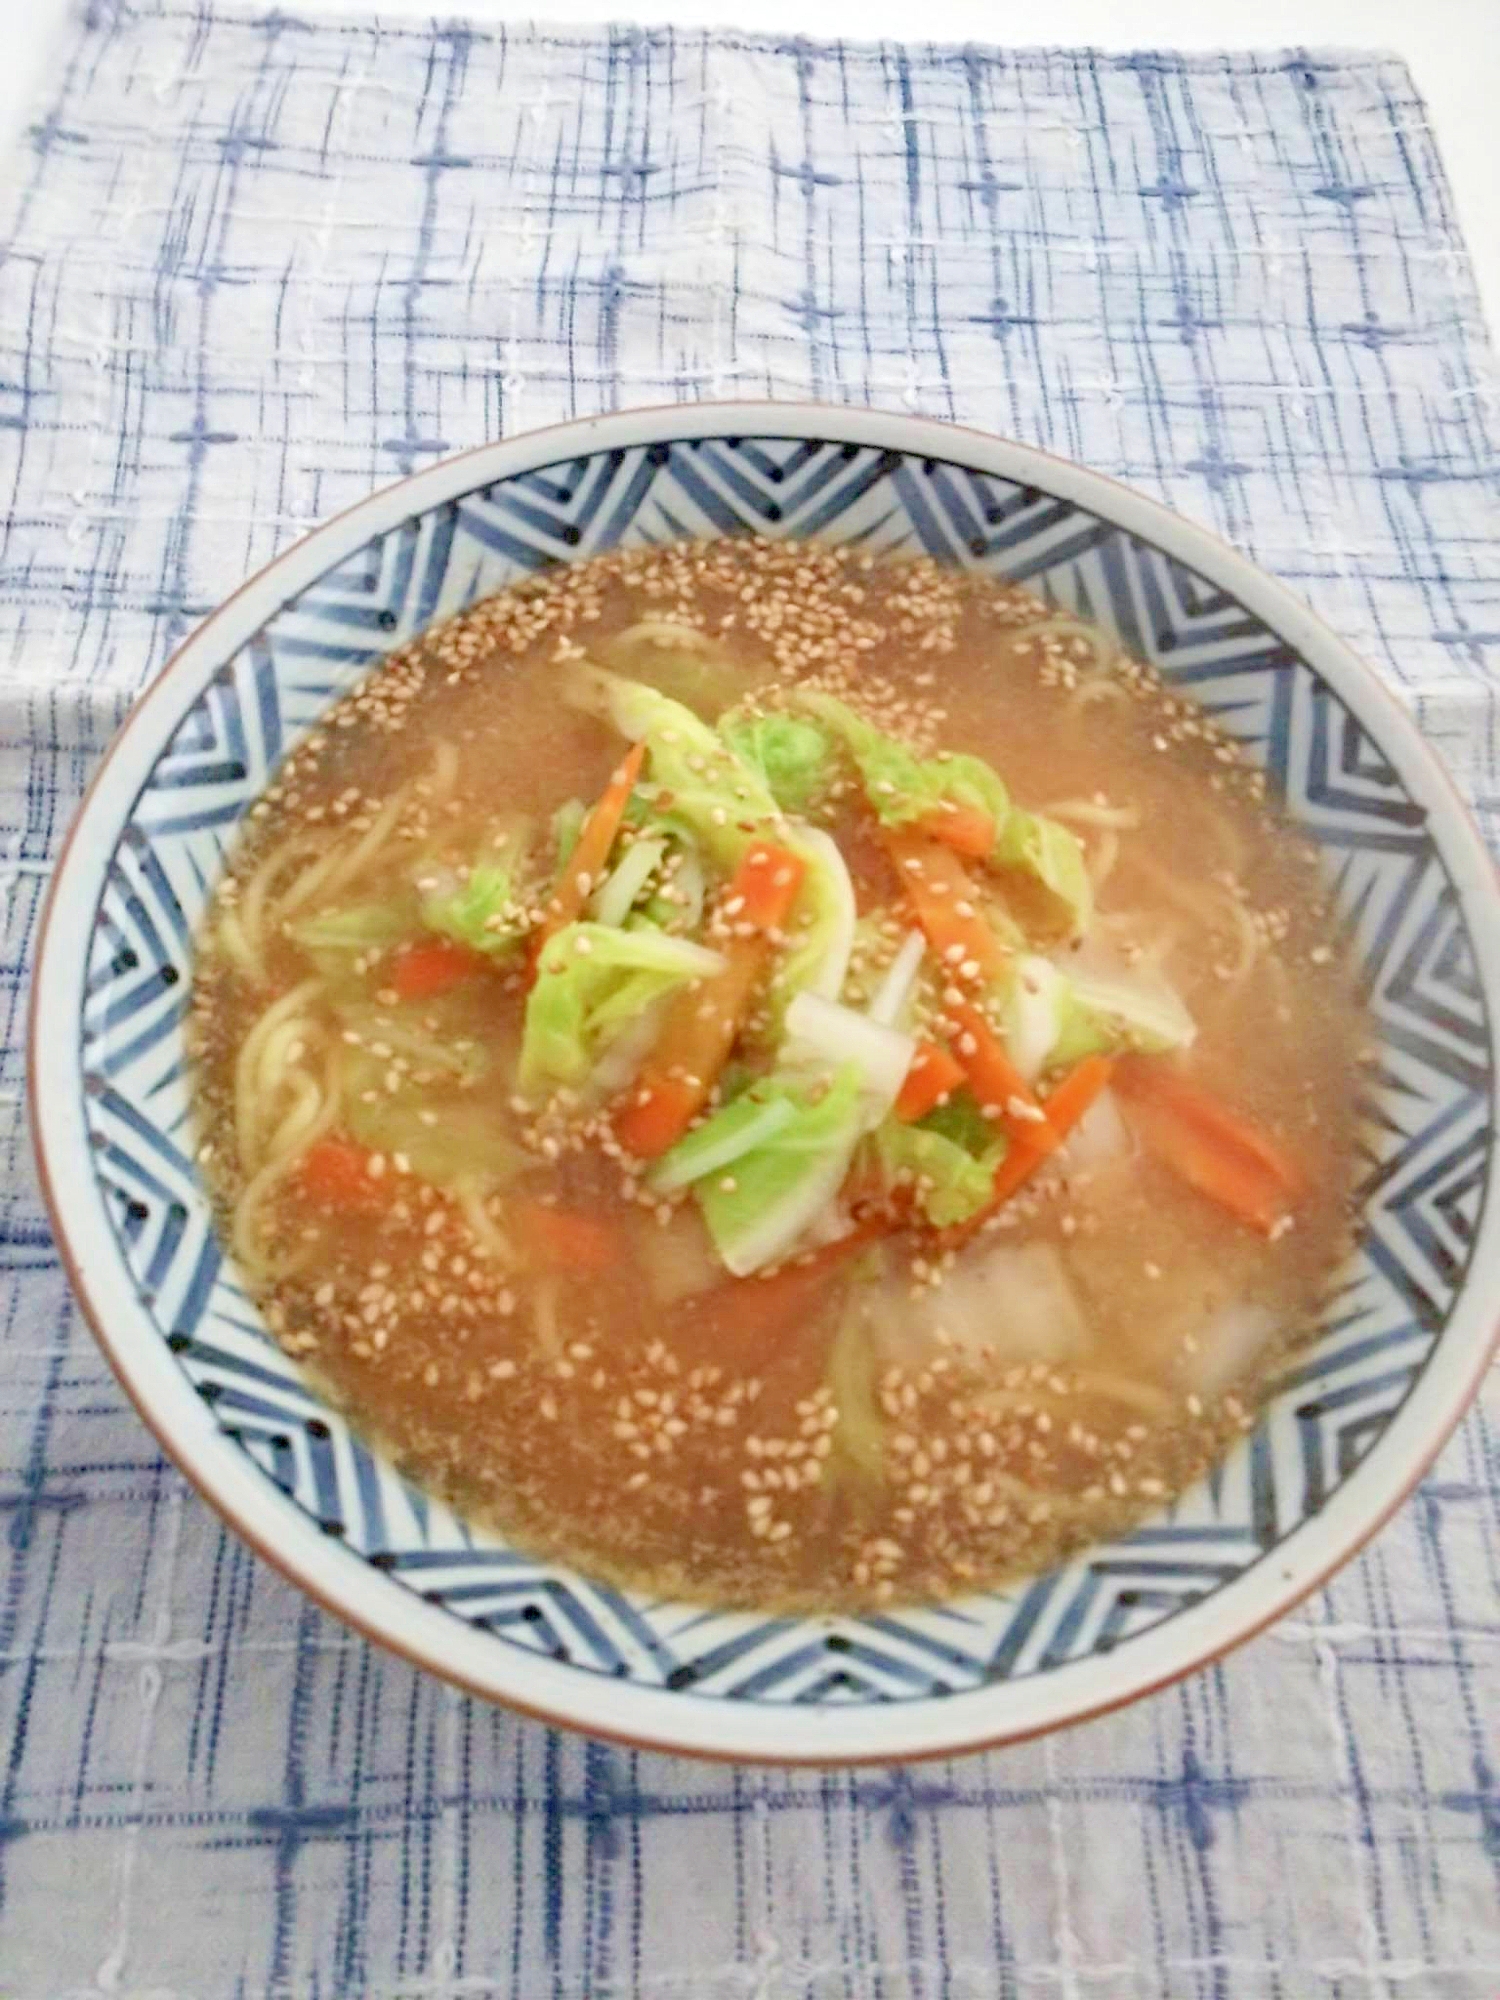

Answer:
[0,6,1497,1993]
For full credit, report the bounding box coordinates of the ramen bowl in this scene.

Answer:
[29,404,1500,1763]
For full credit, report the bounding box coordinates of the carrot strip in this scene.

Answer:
[300,1137,385,1208]
[1113,1058,1298,1235]
[943,999,1055,1150]
[731,840,806,928]
[895,1039,966,1122]
[911,803,996,860]
[535,740,647,953]
[984,1135,1051,1213]
[881,829,1010,981]
[1113,1058,1301,1193]
[612,943,768,1158]
[507,1200,622,1271]
[388,937,488,1001]
[1040,1053,1115,1143]
[949,1056,1117,1239]
[613,844,806,1161]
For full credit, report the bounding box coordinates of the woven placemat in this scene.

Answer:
[1,7,1497,1993]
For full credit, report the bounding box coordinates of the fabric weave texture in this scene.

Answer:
[0,6,1497,1994]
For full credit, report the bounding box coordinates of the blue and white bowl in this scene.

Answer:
[29,406,1500,1763]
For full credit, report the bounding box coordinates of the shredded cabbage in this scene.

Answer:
[719,710,834,813]
[649,1091,798,1194]
[551,797,587,869]
[873,1118,1000,1228]
[692,1065,866,1276]
[590,834,667,928]
[345,1080,527,1189]
[1050,966,1197,1068]
[335,1002,490,1084]
[992,807,1093,944]
[776,825,857,1009]
[783,991,914,1119]
[422,855,529,959]
[797,691,1009,836]
[518,922,724,1096]
[564,663,781,870]
[826,1301,886,1485]
[796,690,1091,941]
[566,663,857,1020]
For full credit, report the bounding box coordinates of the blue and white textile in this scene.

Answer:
[0,7,1497,1992]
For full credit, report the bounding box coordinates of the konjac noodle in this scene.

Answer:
[188,538,1364,1611]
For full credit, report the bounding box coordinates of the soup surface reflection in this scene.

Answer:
[189,538,1364,1610]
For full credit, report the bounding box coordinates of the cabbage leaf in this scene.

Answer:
[422,858,528,959]
[873,1116,1001,1228]
[719,710,834,813]
[518,921,724,1095]
[796,691,1091,941]
[690,1065,866,1275]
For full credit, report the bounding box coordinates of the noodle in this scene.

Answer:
[234,977,323,1170]
[1087,828,1119,892]
[456,1180,514,1264]
[276,786,412,921]
[1043,799,1143,832]
[532,1275,562,1361]
[612,617,718,653]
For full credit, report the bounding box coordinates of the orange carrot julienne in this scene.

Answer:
[388,937,488,1002]
[881,828,1009,981]
[943,999,1055,1150]
[1113,1059,1298,1236]
[948,1057,1116,1239]
[911,802,996,860]
[300,1137,385,1207]
[1113,1059,1300,1194]
[612,1072,706,1161]
[535,739,647,954]
[613,845,806,1161]
[508,1200,622,1271]
[731,840,807,928]
[1040,1054,1116,1143]
[895,1039,966,1122]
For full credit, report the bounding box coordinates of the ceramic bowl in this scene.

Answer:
[29,404,1500,1763]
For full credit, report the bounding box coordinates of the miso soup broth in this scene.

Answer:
[189,537,1365,1611]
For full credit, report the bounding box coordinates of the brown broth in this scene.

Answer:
[188,539,1366,1611]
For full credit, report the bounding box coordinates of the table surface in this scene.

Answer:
[7,0,1500,340]
[1,7,1497,1994]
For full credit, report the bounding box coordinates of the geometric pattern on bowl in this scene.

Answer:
[80,435,1487,1704]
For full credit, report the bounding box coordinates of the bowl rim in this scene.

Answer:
[28,400,1500,1764]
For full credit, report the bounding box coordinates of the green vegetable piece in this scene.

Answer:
[916,1089,1000,1157]
[695,1065,865,1276]
[1047,967,1196,1070]
[796,691,1091,941]
[797,690,1008,837]
[565,662,854,1014]
[648,1092,798,1194]
[422,860,527,959]
[992,807,1093,945]
[551,797,588,869]
[334,1002,491,1085]
[873,1116,1000,1228]
[719,710,834,814]
[565,663,781,870]
[518,921,724,1096]
[345,1079,526,1189]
